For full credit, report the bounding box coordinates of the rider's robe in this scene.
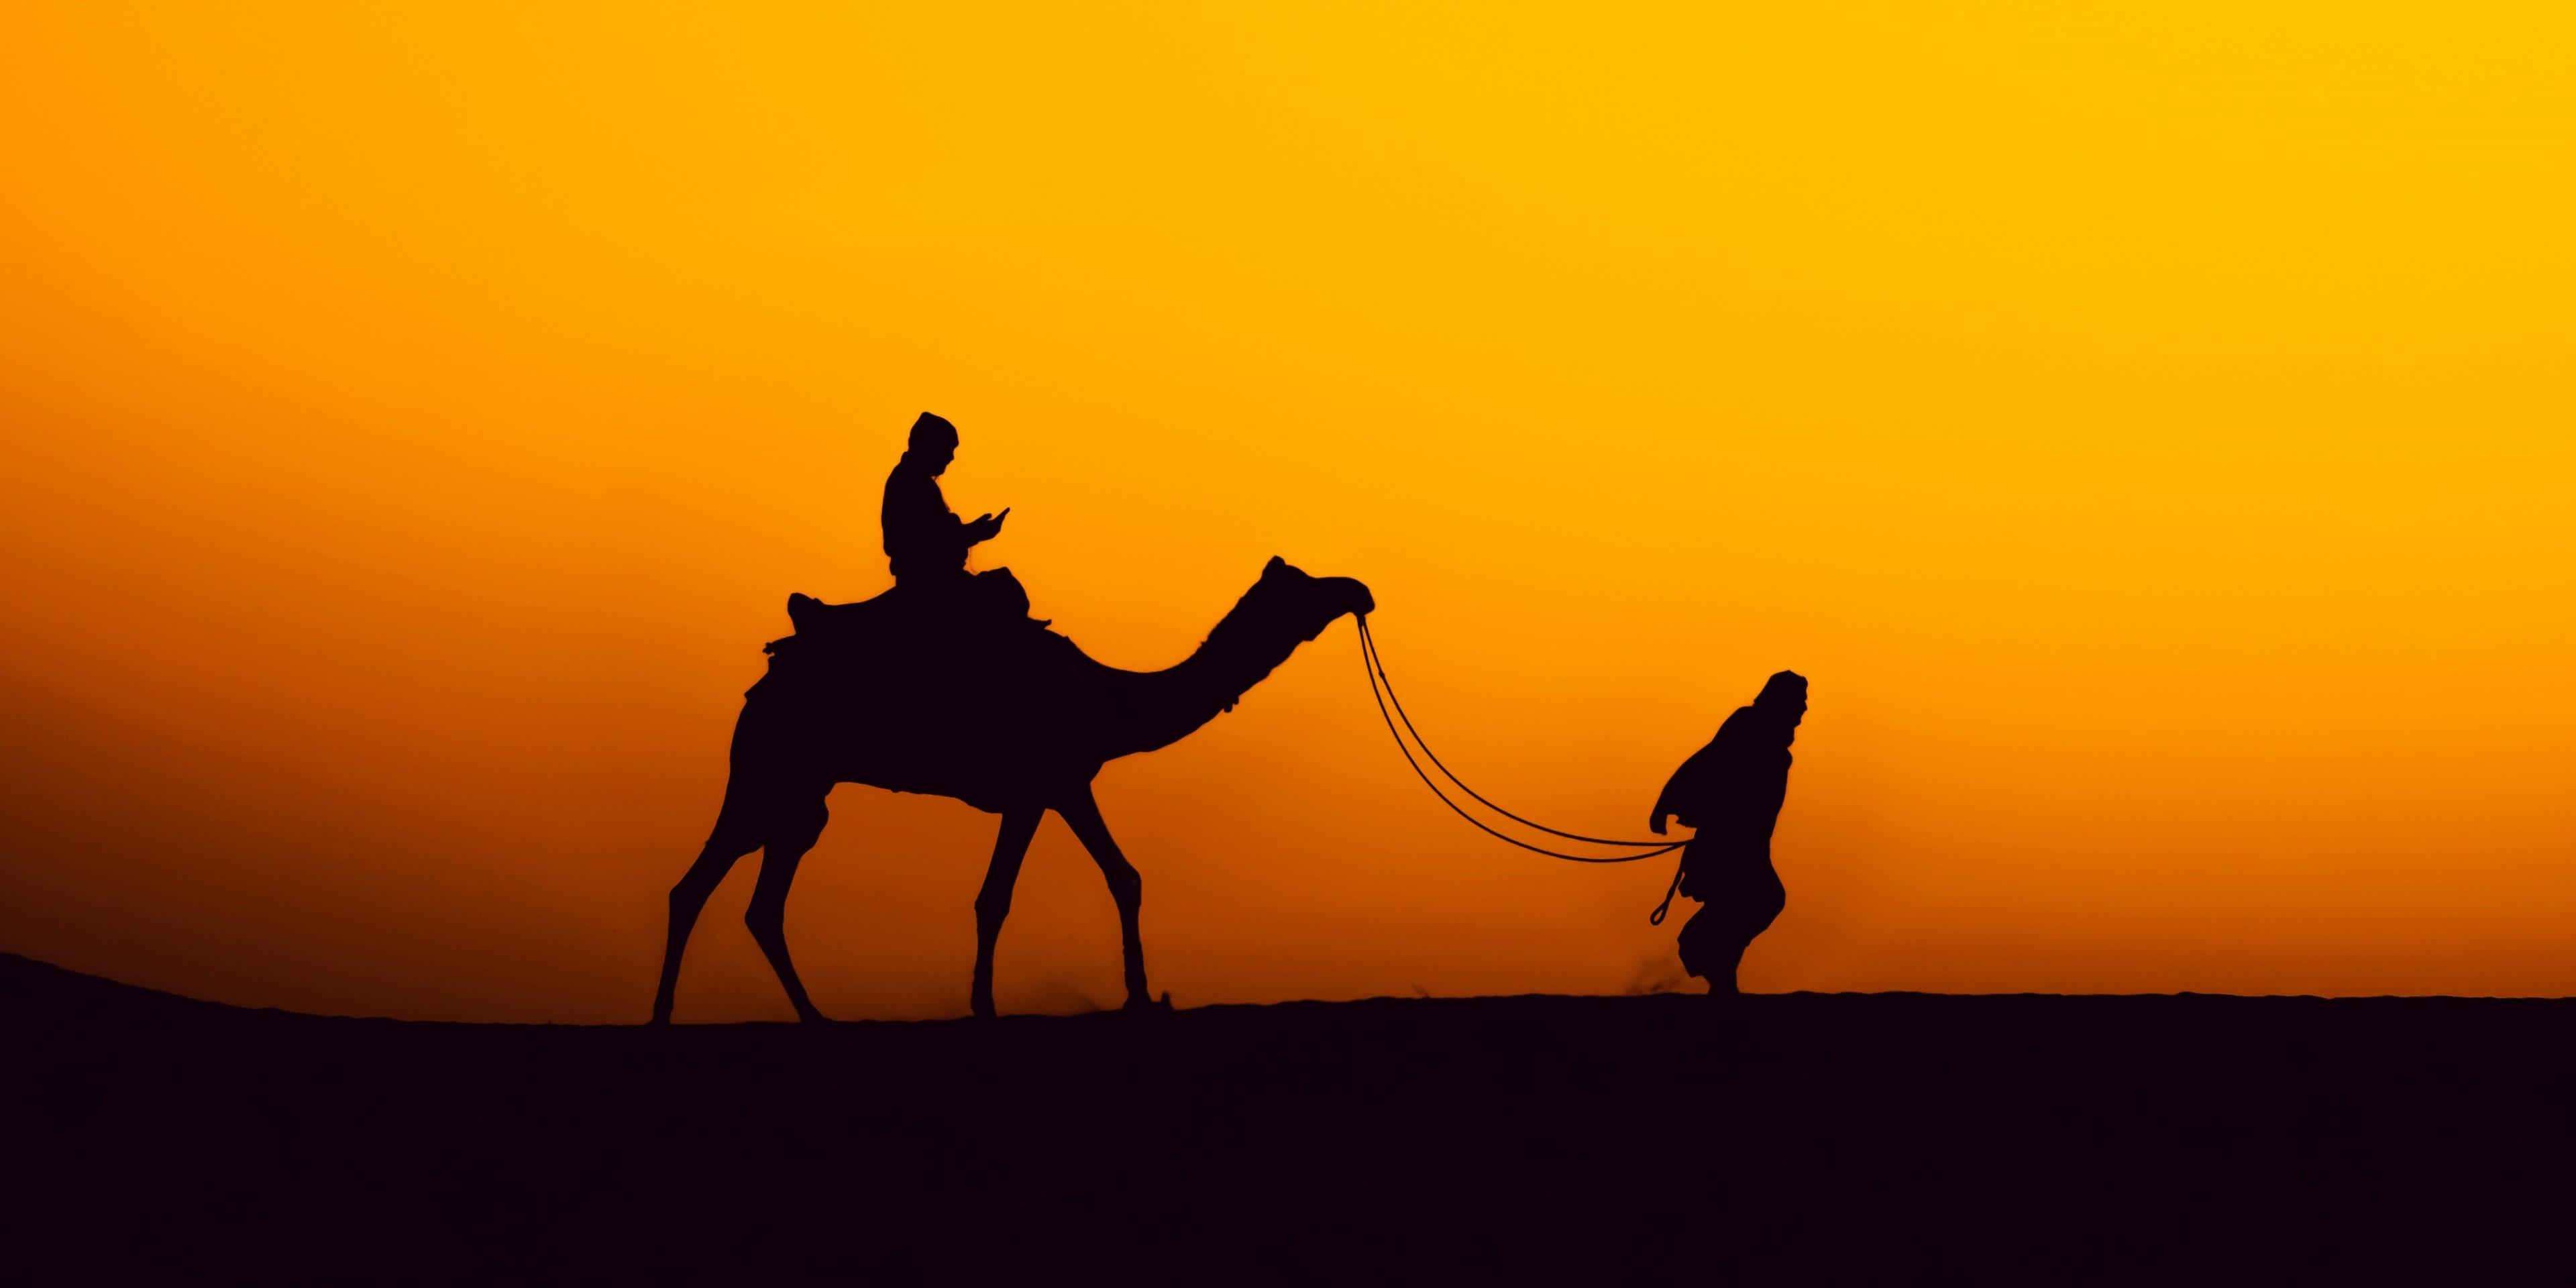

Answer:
[880,453,977,585]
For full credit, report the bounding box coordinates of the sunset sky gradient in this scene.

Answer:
[4,3,2571,1020]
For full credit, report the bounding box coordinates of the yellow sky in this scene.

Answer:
[3,2,2571,1019]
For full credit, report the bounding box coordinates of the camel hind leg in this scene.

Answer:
[651,788,763,1025]
[745,794,833,1023]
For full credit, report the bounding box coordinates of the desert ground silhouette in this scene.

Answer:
[14,951,2569,1278]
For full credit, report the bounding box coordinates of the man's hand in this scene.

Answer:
[967,508,1009,543]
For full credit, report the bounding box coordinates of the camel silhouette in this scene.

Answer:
[651,556,1374,1022]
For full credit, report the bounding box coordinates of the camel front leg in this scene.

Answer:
[1056,786,1161,1012]
[971,808,1043,1019]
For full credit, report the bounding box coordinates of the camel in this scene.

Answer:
[650,556,1374,1022]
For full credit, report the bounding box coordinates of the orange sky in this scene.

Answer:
[4,3,2572,1020]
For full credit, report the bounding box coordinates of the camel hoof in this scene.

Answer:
[795,1008,836,1025]
[1123,991,1173,1015]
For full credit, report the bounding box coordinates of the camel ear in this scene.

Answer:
[1263,555,1287,578]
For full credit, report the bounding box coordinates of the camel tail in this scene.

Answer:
[704,693,791,855]
[698,772,762,859]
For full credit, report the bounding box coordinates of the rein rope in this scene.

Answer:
[1356,616,1689,922]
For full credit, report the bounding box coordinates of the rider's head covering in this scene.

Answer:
[910,412,959,449]
[1757,670,1808,707]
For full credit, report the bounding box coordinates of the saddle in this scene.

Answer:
[765,568,1051,662]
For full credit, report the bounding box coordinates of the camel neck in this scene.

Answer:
[1095,590,1306,761]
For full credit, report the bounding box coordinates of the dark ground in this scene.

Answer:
[7,953,2571,1281]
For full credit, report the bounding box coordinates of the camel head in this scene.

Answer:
[1250,555,1375,641]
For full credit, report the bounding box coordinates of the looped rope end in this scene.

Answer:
[1648,855,1685,925]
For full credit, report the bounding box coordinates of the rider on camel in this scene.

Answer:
[883,412,1007,592]
[782,412,1034,640]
